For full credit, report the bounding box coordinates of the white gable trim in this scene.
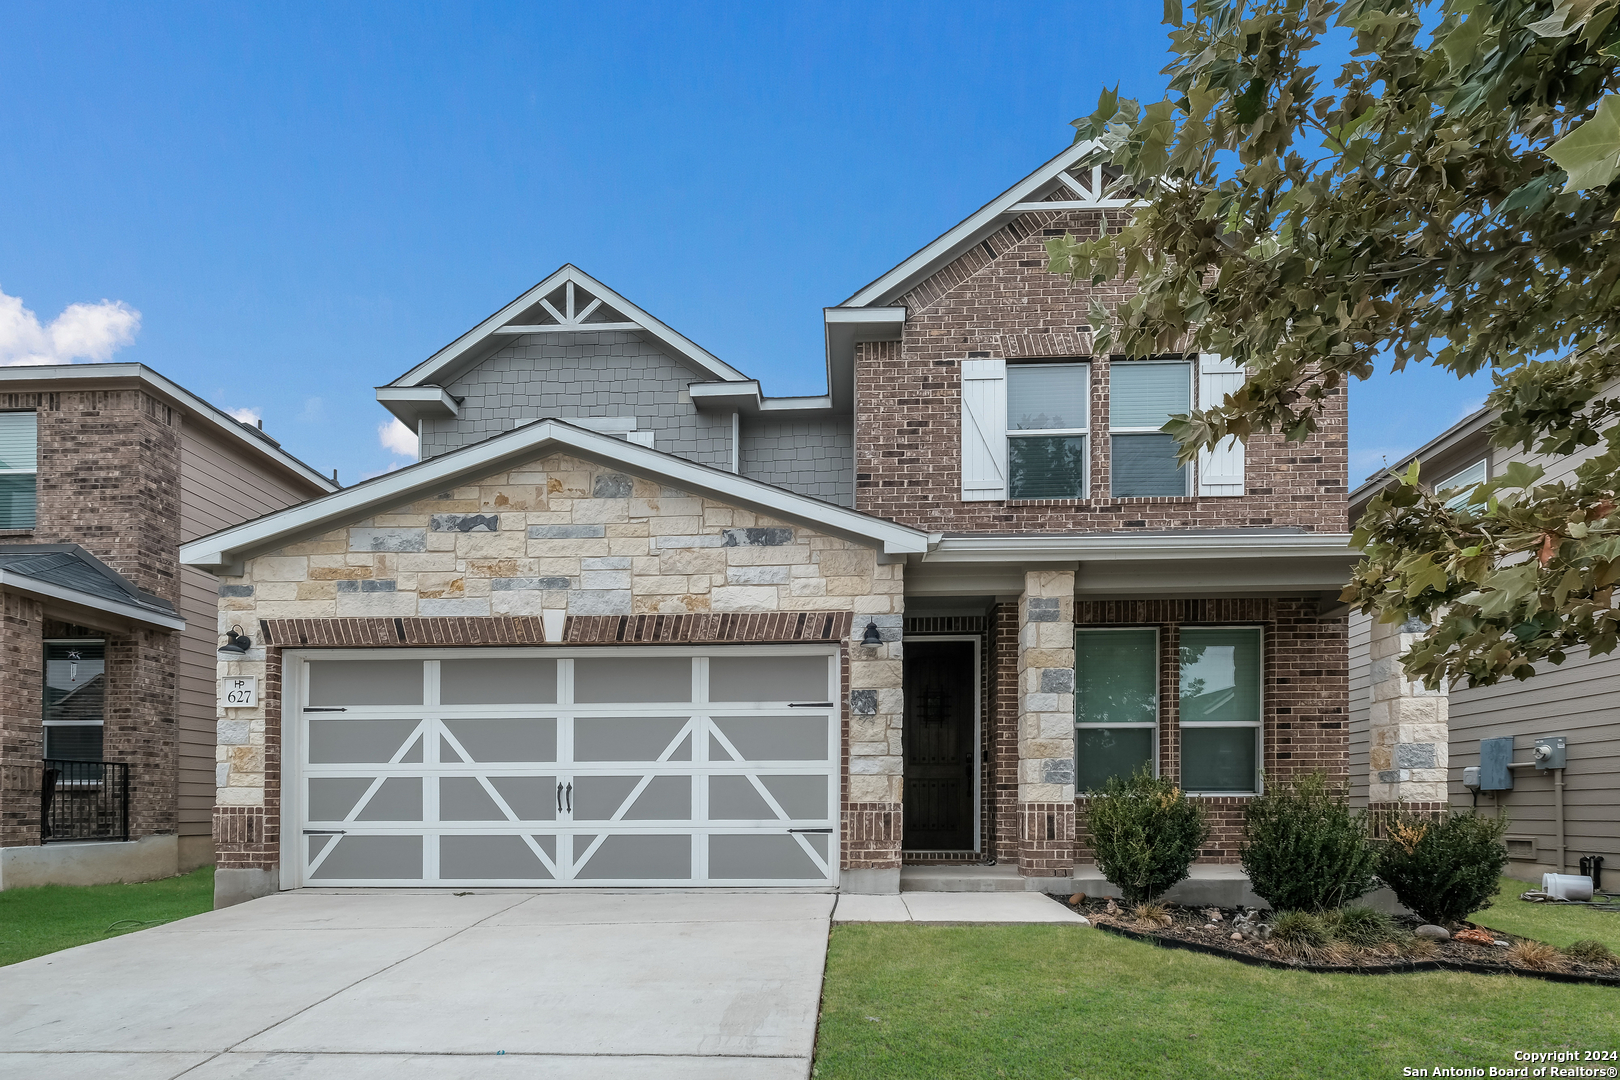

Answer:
[388,264,751,390]
[180,418,932,571]
[838,140,1129,310]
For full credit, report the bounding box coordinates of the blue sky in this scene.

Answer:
[0,1,1489,485]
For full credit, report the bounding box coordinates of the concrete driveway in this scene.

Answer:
[0,889,834,1080]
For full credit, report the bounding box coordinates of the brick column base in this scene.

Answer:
[0,591,45,848]
[1018,801,1075,879]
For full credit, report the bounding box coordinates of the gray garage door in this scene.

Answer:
[290,648,839,887]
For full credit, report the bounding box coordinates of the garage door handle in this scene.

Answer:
[304,707,347,712]
[565,783,572,812]
[788,827,832,833]
[557,782,563,813]
[303,829,347,835]
[789,702,834,708]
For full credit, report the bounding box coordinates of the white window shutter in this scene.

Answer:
[1197,353,1245,496]
[960,358,1008,501]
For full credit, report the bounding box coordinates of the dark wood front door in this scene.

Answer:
[902,640,976,850]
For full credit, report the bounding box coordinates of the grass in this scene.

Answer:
[813,921,1617,1080]
[0,866,214,967]
[1469,876,1620,951]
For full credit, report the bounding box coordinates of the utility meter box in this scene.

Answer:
[1533,735,1568,770]
[1479,737,1514,790]
[1462,766,1481,790]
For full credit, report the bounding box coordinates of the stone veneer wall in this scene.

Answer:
[210,451,905,880]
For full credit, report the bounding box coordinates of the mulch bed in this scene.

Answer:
[1058,896,1620,987]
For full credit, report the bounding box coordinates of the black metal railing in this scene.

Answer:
[41,760,129,842]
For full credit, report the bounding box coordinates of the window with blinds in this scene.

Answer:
[0,412,38,530]
[1109,360,1190,498]
[1006,362,1088,499]
[1436,459,1487,510]
[1178,627,1262,794]
[1074,627,1158,791]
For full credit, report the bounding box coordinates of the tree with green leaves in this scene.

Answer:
[1048,0,1620,688]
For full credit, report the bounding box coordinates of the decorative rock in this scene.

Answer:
[1069,893,1085,905]
[1494,940,1510,947]
[1414,924,1451,941]
[1203,923,1217,932]
[1231,932,1243,942]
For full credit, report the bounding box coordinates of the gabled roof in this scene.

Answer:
[837,139,1128,310]
[0,545,185,630]
[0,364,339,494]
[180,417,933,572]
[380,265,750,417]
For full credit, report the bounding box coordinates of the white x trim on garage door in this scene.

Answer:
[279,646,840,888]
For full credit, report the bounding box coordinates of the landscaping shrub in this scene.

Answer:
[1506,940,1559,971]
[1564,940,1617,967]
[1240,771,1377,912]
[1270,910,1332,949]
[1375,809,1510,925]
[1323,905,1394,949]
[1085,767,1208,905]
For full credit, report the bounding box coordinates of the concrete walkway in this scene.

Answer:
[833,891,1090,925]
[0,889,834,1080]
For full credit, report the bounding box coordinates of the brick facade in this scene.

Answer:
[0,388,183,850]
[851,209,1348,535]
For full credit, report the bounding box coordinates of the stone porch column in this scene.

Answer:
[1367,615,1449,814]
[845,569,904,894]
[1017,569,1075,882]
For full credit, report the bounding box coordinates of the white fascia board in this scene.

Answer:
[841,141,1100,309]
[0,363,338,493]
[181,419,931,570]
[1009,200,1139,211]
[375,385,461,426]
[0,569,186,631]
[689,380,763,412]
[389,264,751,390]
[921,532,1356,564]
[820,306,907,412]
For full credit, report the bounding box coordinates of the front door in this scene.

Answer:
[902,639,976,850]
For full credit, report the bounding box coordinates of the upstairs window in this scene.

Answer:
[1110,360,1191,497]
[0,411,37,529]
[1436,459,1487,510]
[1006,362,1089,499]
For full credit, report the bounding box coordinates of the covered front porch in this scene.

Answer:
[891,529,1357,893]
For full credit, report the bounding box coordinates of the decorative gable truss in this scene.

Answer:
[493,278,639,335]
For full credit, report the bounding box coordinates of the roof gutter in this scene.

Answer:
[0,569,186,631]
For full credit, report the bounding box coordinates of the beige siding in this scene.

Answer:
[1449,649,1620,876]
[177,424,326,847]
[1348,610,1371,807]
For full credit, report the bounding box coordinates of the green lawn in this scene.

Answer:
[0,866,214,967]
[1470,876,1620,950]
[813,921,1617,1080]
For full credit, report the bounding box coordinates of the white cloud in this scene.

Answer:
[226,406,262,426]
[0,285,141,366]
[298,396,324,422]
[379,418,418,459]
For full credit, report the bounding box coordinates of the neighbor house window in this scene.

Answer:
[1435,458,1487,510]
[0,411,38,529]
[1110,360,1191,497]
[1178,627,1261,794]
[43,640,105,761]
[1074,627,1158,791]
[1007,362,1088,498]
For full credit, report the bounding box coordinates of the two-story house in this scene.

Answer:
[0,364,336,889]
[181,143,1356,908]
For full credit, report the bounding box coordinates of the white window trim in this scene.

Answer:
[1109,358,1193,498]
[42,638,107,756]
[0,409,39,529]
[1436,458,1488,509]
[1176,624,1264,796]
[1006,361,1090,500]
[1074,626,1160,785]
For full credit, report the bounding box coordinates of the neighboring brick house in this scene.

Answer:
[0,365,336,889]
[183,142,1355,907]
[1349,406,1618,885]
